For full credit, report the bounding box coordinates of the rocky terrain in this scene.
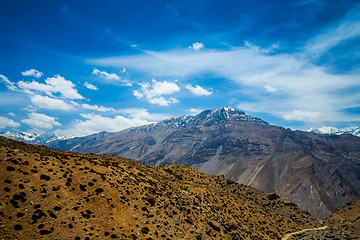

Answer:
[0,137,326,239]
[47,107,360,220]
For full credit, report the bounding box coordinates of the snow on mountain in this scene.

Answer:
[307,127,360,137]
[130,107,268,133]
[0,131,74,144]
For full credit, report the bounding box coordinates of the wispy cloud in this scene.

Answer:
[304,16,360,57]
[81,103,115,112]
[0,74,18,91]
[90,20,360,125]
[119,108,170,121]
[133,79,180,106]
[21,69,43,78]
[92,68,120,80]
[264,85,277,93]
[283,110,322,122]
[92,68,132,86]
[186,84,212,96]
[84,82,98,90]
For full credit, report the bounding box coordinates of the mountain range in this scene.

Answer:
[47,107,360,219]
[307,126,360,137]
[0,131,73,145]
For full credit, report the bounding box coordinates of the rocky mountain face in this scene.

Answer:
[0,137,323,239]
[0,131,72,145]
[47,107,360,219]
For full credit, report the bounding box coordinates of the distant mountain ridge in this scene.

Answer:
[0,131,73,144]
[128,107,267,133]
[47,107,360,219]
[308,126,360,137]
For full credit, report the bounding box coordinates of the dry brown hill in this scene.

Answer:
[0,137,324,239]
[325,200,360,239]
[282,200,360,239]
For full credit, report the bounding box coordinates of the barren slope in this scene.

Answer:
[0,137,323,239]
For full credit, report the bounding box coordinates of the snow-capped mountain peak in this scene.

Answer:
[0,131,74,144]
[307,126,360,137]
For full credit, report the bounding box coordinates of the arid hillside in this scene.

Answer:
[325,200,360,238]
[0,137,324,240]
[282,200,360,239]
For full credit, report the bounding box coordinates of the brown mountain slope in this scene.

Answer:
[0,137,323,239]
[283,201,360,239]
[325,200,360,238]
[47,107,360,219]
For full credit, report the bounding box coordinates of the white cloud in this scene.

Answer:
[84,82,98,90]
[8,112,16,116]
[21,112,61,130]
[148,96,179,106]
[92,68,131,86]
[264,85,278,93]
[188,108,203,115]
[30,95,76,111]
[122,79,132,87]
[305,18,360,57]
[18,75,83,99]
[147,96,169,106]
[18,80,52,95]
[92,68,120,80]
[0,74,18,91]
[0,116,20,129]
[119,108,170,121]
[147,80,180,97]
[189,42,204,51]
[81,103,115,112]
[283,110,322,122]
[91,36,360,124]
[133,90,144,99]
[185,84,212,96]
[21,69,43,78]
[55,113,151,137]
[133,79,180,106]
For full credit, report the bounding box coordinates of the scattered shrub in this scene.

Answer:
[6,166,15,171]
[141,227,150,234]
[14,224,23,230]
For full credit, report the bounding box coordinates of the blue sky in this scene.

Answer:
[0,0,359,137]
